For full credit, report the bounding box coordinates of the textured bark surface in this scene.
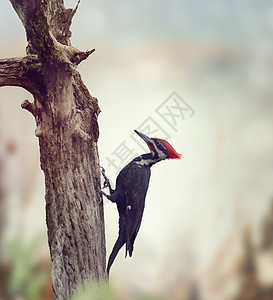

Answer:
[0,1,106,299]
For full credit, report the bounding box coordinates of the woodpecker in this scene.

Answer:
[101,129,181,275]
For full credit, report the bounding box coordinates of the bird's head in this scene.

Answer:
[134,130,182,160]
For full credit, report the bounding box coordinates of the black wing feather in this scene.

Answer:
[123,164,151,257]
[106,161,151,274]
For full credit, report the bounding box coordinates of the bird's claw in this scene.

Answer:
[100,166,110,189]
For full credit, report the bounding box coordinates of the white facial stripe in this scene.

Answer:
[153,141,167,159]
[157,147,166,158]
[136,158,155,166]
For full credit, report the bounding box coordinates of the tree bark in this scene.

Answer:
[0,0,106,299]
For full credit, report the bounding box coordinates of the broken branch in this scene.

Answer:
[0,55,43,99]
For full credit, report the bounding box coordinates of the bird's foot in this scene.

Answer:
[100,189,116,202]
[100,166,111,189]
[100,189,108,198]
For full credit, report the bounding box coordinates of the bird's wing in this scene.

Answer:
[124,165,151,257]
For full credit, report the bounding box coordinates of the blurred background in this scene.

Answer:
[1,0,273,299]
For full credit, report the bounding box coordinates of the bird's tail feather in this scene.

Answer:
[125,240,134,257]
[107,235,125,275]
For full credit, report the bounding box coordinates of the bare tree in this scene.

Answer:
[0,0,106,299]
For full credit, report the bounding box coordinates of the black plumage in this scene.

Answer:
[103,154,153,274]
[101,130,181,275]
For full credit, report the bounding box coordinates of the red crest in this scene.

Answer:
[153,139,182,159]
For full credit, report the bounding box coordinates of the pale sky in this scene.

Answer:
[1,0,273,298]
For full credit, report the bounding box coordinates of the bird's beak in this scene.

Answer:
[134,130,152,145]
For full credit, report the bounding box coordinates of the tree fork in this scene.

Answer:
[0,1,106,299]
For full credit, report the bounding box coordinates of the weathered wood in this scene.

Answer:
[0,0,106,299]
[0,56,43,99]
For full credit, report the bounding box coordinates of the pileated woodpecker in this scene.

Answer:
[101,129,181,275]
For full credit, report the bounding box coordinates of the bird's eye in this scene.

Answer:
[155,140,161,146]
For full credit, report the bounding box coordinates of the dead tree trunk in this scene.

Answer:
[0,0,106,299]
